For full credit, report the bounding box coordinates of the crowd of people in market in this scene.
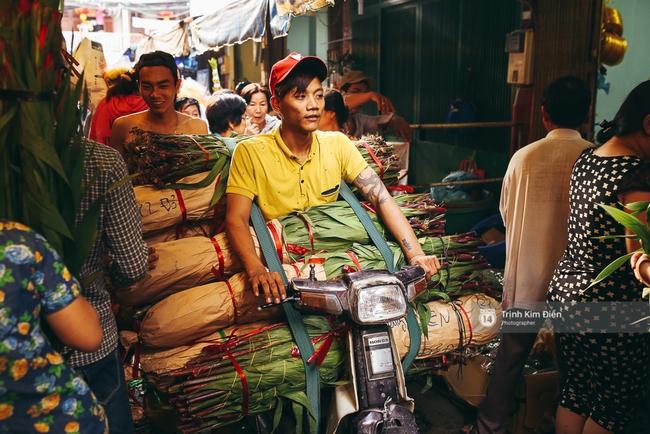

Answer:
[3,43,650,434]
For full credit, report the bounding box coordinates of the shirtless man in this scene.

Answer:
[110,51,208,156]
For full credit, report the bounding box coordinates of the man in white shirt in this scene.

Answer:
[472,76,593,434]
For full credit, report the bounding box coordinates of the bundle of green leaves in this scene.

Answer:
[123,127,236,188]
[162,316,346,434]
[0,0,112,279]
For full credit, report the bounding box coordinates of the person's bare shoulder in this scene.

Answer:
[177,113,209,135]
[110,111,149,154]
[113,110,149,132]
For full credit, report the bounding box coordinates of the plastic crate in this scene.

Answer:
[471,214,506,269]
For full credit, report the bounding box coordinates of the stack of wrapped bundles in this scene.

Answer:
[124,129,250,244]
[118,130,501,431]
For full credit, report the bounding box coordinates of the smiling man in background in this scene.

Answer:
[109,51,207,157]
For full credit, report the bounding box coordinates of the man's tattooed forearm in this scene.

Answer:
[401,238,413,251]
[356,173,389,205]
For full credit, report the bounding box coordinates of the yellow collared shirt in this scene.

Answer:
[227,128,368,220]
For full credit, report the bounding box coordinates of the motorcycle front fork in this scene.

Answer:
[350,324,420,434]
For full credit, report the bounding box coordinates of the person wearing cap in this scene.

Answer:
[109,51,208,157]
[338,70,413,141]
[225,52,441,305]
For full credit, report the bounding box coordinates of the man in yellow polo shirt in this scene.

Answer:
[225,52,441,305]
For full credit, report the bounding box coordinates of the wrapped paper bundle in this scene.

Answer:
[165,316,345,434]
[143,219,215,247]
[118,221,296,307]
[392,293,501,360]
[136,172,218,234]
[137,321,274,392]
[115,230,262,307]
[139,266,325,348]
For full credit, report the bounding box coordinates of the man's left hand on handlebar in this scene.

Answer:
[409,255,442,281]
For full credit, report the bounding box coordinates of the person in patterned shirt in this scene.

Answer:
[64,143,155,434]
[0,220,108,433]
[548,80,650,434]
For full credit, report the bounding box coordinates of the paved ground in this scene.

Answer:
[408,377,474,434]
[137,374,647,433]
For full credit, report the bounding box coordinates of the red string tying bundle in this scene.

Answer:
[209,236,226,281]
[266,222,284,261]
[360,140,384,180]
[174,189,188,239]
[185,134,211,170]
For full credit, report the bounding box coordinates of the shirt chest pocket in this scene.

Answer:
[321,184,340,197]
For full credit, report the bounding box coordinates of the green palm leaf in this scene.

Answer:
[1,1,125,281]
[586,251,636,290]
[598,204,650,250]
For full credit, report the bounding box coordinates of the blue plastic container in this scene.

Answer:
[471,214,506,269]
[443,190,494,235]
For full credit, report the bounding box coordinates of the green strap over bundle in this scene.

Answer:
[250,202,321,433]
[250,182,422,433]
[337,183,421,373]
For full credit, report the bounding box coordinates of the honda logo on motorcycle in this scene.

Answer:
[367,336,390,346]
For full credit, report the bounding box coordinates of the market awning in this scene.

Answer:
[136,21,190,59]
[134,0,335,56]
[189,0,290,54]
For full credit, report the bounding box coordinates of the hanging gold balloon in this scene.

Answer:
[600,30,627,66]
[602,6,624,37]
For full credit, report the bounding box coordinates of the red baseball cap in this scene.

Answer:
[269,52,328,96]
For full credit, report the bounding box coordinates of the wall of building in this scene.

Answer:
[286,12,329,66]
[234,40,262,85]
[594,0,650,133]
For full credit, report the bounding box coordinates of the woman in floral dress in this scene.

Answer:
[0,220,108,433]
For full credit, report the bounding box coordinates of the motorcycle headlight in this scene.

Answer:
[351,284,408,324]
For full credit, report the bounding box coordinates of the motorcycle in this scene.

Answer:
[259,263,428,434]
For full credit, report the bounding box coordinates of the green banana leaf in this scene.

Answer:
[598,203,650,250]
[587,201,650,290]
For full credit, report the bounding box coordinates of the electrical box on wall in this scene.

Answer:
[505,30,533,84]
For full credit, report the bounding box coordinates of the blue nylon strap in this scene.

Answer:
[338,182,421,373]
[249,202,321,433]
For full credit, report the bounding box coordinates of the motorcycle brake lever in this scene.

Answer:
[256,295,298,311]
